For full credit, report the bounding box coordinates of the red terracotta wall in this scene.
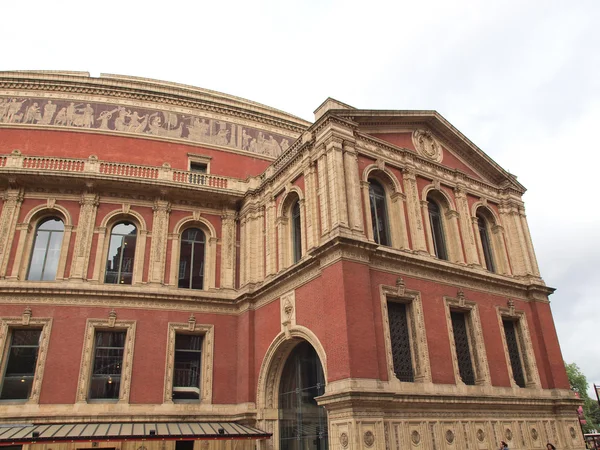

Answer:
[0,129,271,179]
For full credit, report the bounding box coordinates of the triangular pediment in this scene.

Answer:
[325,109,523,191]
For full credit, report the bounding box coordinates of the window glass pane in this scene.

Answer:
[173,333,202,400]
[292,202,302,263]
[179,229,205,290]
[27,218,64,281]
[369,181,390,246]
[503,320,526,388]
[279,342,328,450]
[451,311,475,385]
[89,331,125,399]
[477,215,495,272]
[0,329,41,400]
[387,302,414,382]
[105,222,137,284]
[428,199,448,260]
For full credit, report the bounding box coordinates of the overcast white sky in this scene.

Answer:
[3,0,599,392]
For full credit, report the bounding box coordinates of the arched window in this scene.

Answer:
[178,228,206,289]
[477,213,495,272]
[279,341,328,450]
[105,222,137,285]
[291,201,302,264]
[27,217,65,281]
[369,180,391,246]
[427,197,448,260]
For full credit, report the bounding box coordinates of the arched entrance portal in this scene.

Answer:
[278,341,328,450]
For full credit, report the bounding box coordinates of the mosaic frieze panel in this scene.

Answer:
[0,96,294,158]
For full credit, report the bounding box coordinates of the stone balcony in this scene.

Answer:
[0,150,257,196]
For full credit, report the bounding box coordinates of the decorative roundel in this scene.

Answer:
[412,129,443,163]
[411,430,421,445]
[445,430,455,444]
[364,430,375,447]
[531,428,539,441]
[477,429,485,442]
[570,427,577,439]
[505,429,513,441]
[339,432,349,448]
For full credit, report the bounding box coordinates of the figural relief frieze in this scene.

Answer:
[0,96,293,158]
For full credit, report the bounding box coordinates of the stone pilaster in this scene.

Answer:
[70,193,100,280]
[445,209,465,264]
[220,210,236,289]
[519,206,541,276]
[239,216,247,286]
[0,188,24,278]
[148,199,171,284]
[317,151,330,235]
[325,137,349,229]
[402,168,427,252]
[499,201,530,276]
[454,186,479,265]
[390,192,409,249]
[264,197,277,276]
[361,181,374,241]
[342,141,363,233]
[303,161,319,250]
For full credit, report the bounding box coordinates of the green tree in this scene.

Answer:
[565,362,600,433]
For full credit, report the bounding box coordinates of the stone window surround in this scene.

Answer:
[472,203,512,276]
[168,215,217,290]
[0,311,52,404]
[276,187,306,271]
[76,317,136,403]
[91,208,148,285]
[187,153,212,173]
[361,163,409,250]
[12,204,74,281]
[163,320,214,404]
[496,303,541,389]
[443,291,491,387]
[380,281,431,386]
[421,186,464,264]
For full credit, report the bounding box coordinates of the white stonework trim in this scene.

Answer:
[496,305,541,389]
[14,206,73,281]
[167,216,217,290]
[380,283,432,385]
[276,189,306,270]
[75,317,136,403]
[92,209,148,285]
[186,153,212,173]
[163,322,214,404]
[0,314,52,404]
[443,293,491,387]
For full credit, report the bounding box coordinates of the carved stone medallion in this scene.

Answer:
[364,430,375,447]
[411,430,421,445]
[531,428,539,441]
[412,129,443,162]
[339,432,349,448]
[505,429,513,441]
[477,429,485,442]
[445,430,455,444]
[570,427,577,439]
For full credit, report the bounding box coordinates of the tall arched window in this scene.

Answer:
[279,341,328,450]
[477,213,495,272]
[27,217,65,281]
[427,197,448,260]
[291,201,302,264]
[369,180,391,246]
[105,222,137,285]
[179,228,206,289]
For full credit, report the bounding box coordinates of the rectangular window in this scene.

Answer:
[387,302,414,382]
[0,329,41,400]
[503,320,526,388]
[89,331,126,400]
[450,311,476,385]
[172,333,203,400]
[189,162,207,173]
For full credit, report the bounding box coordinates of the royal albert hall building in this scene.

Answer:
[0,71,582,450]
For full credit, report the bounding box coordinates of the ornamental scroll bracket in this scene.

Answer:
[108,309,117,327]
[22,306,32,325]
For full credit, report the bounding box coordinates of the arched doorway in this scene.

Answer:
[278,341,328,450]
